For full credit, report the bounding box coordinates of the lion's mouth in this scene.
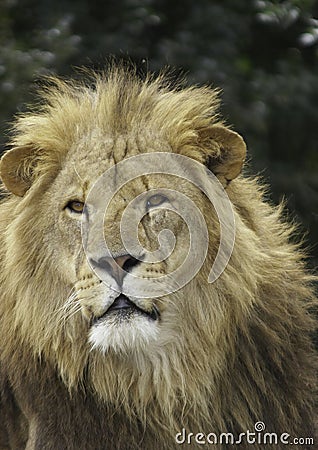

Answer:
[91,294,160,325]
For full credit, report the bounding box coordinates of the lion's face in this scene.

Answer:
[38,133,217,355]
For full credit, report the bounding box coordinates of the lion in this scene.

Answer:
[0,65,317,450]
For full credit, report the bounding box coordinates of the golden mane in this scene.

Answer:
[0,65,317,449]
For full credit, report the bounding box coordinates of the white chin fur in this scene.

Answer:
[88,315,159,354]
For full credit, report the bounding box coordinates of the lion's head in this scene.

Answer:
[0,66,316,445]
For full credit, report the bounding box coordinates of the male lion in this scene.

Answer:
[0,66,317,450]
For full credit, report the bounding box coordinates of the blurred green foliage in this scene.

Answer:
[0,0,317,263]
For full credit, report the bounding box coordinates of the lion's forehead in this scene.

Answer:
[67,129,172,180]
[57,139,185,207]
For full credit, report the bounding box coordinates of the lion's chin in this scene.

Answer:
[88,312,159,354]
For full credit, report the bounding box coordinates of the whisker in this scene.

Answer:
[49,287,83,331]
[54,302,82,332]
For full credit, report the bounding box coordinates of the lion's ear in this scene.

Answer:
[0,145,39,196]
[200,126,246,186]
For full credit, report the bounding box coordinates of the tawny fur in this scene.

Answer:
[0,65,317,449]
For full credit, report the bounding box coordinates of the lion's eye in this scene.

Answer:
[66,200,85,214]
[146,194,168,209]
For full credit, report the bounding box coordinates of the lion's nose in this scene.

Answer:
[89,253,141,285]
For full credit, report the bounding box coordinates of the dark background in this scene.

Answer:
[1,0,317,266]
